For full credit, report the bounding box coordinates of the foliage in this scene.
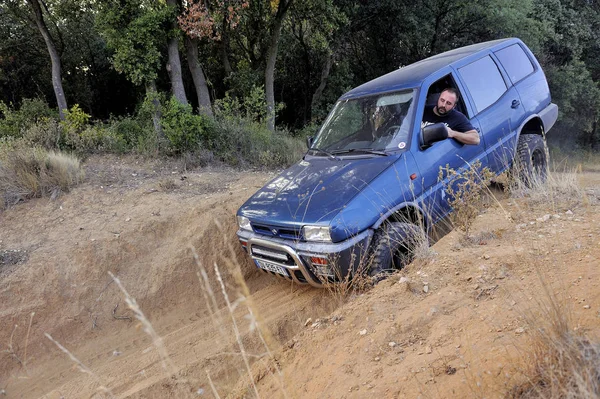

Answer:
[96,0,171,86]
[161,97,216,154]
[22,119,63,150]
[178,0,249,41]
[61,104,91,132]
[2,0,600,159]
[0,98,56,138]
[214,85,276,123]
[212,117,305,167]
[0,145,84,209]
[104,116,149,148]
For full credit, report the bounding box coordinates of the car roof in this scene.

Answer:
[340,38,519,100]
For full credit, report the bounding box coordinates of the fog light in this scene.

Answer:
[310,256,333,278]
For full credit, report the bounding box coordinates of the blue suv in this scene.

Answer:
[236,38,558,287]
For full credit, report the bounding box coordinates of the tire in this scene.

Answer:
[515,134,548,187]
[369,222,426,277]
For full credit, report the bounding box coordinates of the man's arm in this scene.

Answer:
[447,128,480,145]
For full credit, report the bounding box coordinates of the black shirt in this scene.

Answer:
[422,105,475,132]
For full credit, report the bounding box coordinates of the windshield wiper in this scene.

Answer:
[308,147,340,160]
[331,148,388,156]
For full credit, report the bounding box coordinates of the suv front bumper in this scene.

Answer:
[236,229,373,287]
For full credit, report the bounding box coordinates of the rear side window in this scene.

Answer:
[495,44,535,84]
[458,56,507,113]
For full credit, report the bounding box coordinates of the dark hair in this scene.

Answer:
[442,87,460,102]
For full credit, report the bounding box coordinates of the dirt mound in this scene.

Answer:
[1,157,599,398]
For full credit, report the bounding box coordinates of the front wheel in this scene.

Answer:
[369,222,426,278]
[515,134,548,186]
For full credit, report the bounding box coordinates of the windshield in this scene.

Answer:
[311,89,415,155]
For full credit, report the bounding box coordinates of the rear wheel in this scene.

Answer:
[515,134,548,186]
[369,222,426,278]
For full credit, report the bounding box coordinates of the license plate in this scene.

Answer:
[254,259,289,277]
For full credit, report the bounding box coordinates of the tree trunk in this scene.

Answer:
[184,37,213,117]
[220,18,233,76]
[265,0,294,131]
[166,0,188,105]
[146,81,164,140]
[27,0,68,119]
[311,49,333,121]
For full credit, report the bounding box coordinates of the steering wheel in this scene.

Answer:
[382,125,401,137]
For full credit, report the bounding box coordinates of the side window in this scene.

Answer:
[494,44,535,84]
[458,55,507,113]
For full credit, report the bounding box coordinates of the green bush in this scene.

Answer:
[22,119,63,149]
[0,98,57,138]
[62,124,128,154]
[161,97,215,154]
[212,118,305,167]
[61,104,91,132]
[105,116,146,147]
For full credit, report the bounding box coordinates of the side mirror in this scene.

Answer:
[420,123,448,149]
[306,136,314,149]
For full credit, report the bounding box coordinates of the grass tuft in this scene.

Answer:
[508,281,600,398]
[0,146,84,208]
[509,165,583,209]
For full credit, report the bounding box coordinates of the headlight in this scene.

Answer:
[303,226,332,242]
[237,216,252,231]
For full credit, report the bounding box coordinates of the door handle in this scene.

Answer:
[511,99,521,108]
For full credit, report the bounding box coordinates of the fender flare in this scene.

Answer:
[371,201,430,233]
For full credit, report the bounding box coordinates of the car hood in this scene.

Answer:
[239,155,399,227]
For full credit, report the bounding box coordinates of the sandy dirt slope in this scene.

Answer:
[1,156,599,398]
[0,156,336,398]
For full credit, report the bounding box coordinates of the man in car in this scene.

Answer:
[422,88,480,145]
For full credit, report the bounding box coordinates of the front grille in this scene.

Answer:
[252,224,301,240]
[251,245,296,266]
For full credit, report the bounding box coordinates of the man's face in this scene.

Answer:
[436,91,457,115]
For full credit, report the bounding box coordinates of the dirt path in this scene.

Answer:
[1,156,599,398]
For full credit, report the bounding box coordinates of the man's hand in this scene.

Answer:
[447,128,480,145]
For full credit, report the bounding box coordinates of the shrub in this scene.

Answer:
[214,85,283,124]
[0,146,84,209]
[161,97,216,154]
[212,118,305,168]
[105,116,147,148]
[0,98,56,138]
[22,119,63,149]
[61,123,127,154]
[61,104,91,132]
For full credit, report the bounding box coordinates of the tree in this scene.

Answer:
[166,0,188,105]
[263,0,294,131]
[178,0,250,116]
[96,0,171,138]
[26,0,68,119]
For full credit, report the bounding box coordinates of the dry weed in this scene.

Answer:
[508,276,600,398]
[0,147,84,208]
[439,160,496,236]
[509,165,583,210]
[158,178,178,191]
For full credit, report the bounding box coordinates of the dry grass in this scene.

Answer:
[0,146,84,208]
[439,160,496,236]
[509,165,584,210]
[508,277,600,398]
[503,156,600,398]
